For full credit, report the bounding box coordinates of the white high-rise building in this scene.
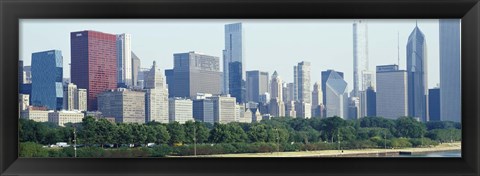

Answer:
[63,83,77,111]
[353,20,370,97]
[294,61,311,103]
[376,65,408,119]
[311,82,323,117]
[77,89,87,112]
[439,19,461,122]
[144,61,169,123]
[63,83,87,112]
[168,98,193,124]
[116,33,133,87]
[269,71,285,117]
[223,23,244,94]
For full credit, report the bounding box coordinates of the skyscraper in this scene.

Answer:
[164,69,174,98]
[63,83,77,111]
[173,51,222,99]
[294,61,311,103]
[116,33,132,88]
[71,30,117,111]
[352,20,370,97]
[321,70,344,106]
[223,23,244,95]
[19,60,23,85]
[376,65,408,119]
[132,51,141,88]
[77,88,87,111]
[269,71,285,117]
[324,70,348,118]
[439,19,461,122]
[144,61,169,123]
[312,82,323,118]
[23,66,32,84]
[406,23,429,122]
[229,61,245,103]
[429,88,441,121]
[246,70,269,103]
[31,50,63,110]
[359,86,376,118]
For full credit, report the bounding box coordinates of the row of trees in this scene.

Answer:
[20,116,461,148]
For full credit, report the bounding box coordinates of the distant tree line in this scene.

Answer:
[19,116,462,157]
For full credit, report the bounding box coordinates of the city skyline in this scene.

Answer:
[20,19,445,92]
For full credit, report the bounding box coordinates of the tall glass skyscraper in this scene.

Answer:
[406,24,429,122]
[352,20,371,97]
[31,50,63,110]
[321,70,344,106]
[71,30,117,111]
[324,70,348,118]
[229,61,245,103]
[116,33,132,88]
[223,23,244,96]
[439,19,461,122]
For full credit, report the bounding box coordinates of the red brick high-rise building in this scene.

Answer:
[71,30,117,111]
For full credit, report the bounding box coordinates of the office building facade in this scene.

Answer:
[168,98,194,124]
[132,51,141,88]
[223,23,244,94]
[406,24,429,122]
[322,70,344,106]
[311,82,323,117]
[144,61,169,123]
[429,88,441,121]
[193,99,215,124]
[97,88,145,124]
[324,70,348,118]
[352,20,370,97]
[71,30,117,111]
[229,61,245,103]
[246,70,269,103]
[376,65,408,119]
[48,111,85,127]
[208,95,237,124]
[31,50,63,110]
[173,51,222,99]
[116,33,133,88]
[294,61,311,103]
[439,19,461,122]
[269,71,285,117]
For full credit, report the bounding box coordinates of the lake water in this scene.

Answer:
[397,150,461,157]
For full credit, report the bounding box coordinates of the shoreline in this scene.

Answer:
[176,142,461,157]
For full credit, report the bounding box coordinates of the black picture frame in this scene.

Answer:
[1,0,479,175]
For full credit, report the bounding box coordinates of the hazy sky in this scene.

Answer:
[20,19,452,92]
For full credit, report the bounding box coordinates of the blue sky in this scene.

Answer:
[20,19,450,91]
